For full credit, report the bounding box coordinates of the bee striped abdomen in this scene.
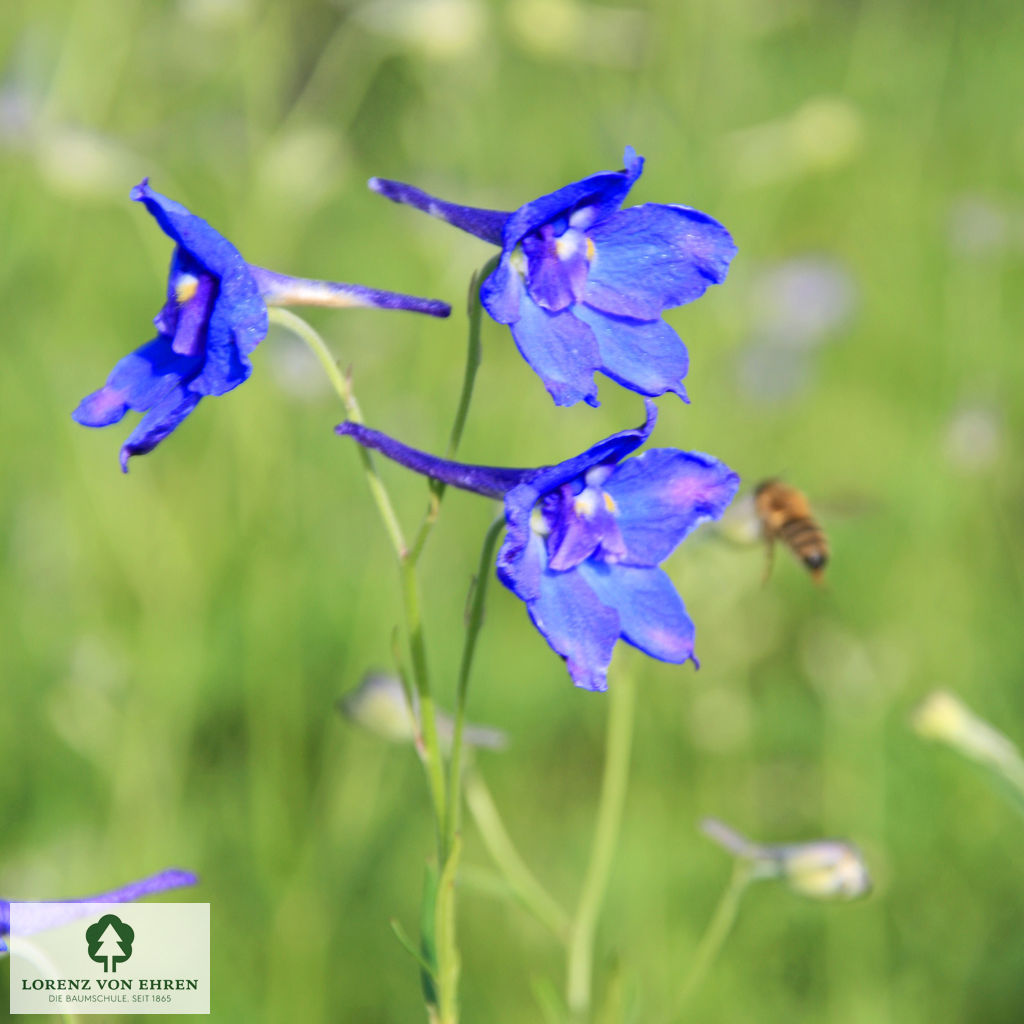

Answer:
[754,480,830,582]
[779,516,828,570]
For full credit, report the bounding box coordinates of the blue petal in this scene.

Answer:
[73,338,201,428]
[480,254,524,324]
[497,401,657,597]
[584,203,737,320]
[496,484,544,601]
[132,180,250,284]
[523,225,589,312]
[525,398,657,497]
[368,177,509,245]
[574,305,690,399]
[579,562,696,665]
[119,386,202,471]
[546,484,626,571]
[131,180,267,364]
[187,293,254,397]
[528,564,621,691]
[500,149,644,252]
[604,449,740,565]
[508,294,601,407]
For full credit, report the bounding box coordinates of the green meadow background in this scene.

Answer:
[3,0,1023,1020]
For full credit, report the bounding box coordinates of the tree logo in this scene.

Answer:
[85,914,135,973]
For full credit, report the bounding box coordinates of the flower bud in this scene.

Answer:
[701,818,871,902]
[778,840,871,901]
[338,672,418,744]
[912,691,1022,771]
[338,672,507,752]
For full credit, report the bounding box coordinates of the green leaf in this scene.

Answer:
[389,918,437,981]
[419,862,441,1009]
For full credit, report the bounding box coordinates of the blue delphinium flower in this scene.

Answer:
[337,403,739,691]
[369,148,736,407]
[73,180,451,471]
[1,868,196,953]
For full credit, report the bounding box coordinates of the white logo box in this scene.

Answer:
[9,902,209,1015]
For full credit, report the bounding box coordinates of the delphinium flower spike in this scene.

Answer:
[1,868,197,953]
[73,180,451,471]
[337,402,739,691]
[369,148,736,406]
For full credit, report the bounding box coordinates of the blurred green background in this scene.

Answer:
[2,0,1023,1020]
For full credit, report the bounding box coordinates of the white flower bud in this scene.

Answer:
[701,818,871,902]
[338,672,507,752]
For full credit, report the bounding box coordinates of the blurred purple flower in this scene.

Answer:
[337,402,739,690]
[73,180,451,471]
[369,147,735,407]
[750,256,855,347]
[1,868,197,953]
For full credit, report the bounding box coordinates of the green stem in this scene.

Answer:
[566,670,637,1020]
[672,861,753,1016]
[409,255,497,562]
[464,768,571,941]
[444,516,505,853]
[266,307,406,558]
[268,308,446,834]
[401,557,447,842]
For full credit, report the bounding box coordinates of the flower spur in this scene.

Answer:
[1,868,196,953]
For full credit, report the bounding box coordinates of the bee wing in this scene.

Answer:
[815,491,882,522]
[713,493,764,547]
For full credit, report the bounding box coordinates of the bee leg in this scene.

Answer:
[762,539,775,586]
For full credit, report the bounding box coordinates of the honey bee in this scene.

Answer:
[754,479,829,583]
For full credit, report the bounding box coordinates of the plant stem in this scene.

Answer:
[267,308,446,834]
[401,556,447,842]
[444,516,505,854]
[270,261,496,1024]
[464,768,571,942]
[566,670,637,1020]
[672,861,753,1016]
[266,307,406,558]
[409,255,497,562]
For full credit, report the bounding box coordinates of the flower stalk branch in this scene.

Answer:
[445,516,506,853]
[566,668,636,1020]
[464,769,571,942]
[267,307,407,559]
[672,861,753,1016]
[410,255,499,563]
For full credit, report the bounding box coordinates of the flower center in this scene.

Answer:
[543,472,626,572]
[519,210,596,314]
[169,272,218,357]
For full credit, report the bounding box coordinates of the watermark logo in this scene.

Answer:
[9,902,209,1015]
[85,914,134,973]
